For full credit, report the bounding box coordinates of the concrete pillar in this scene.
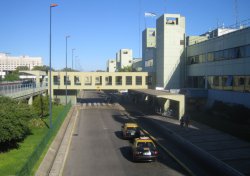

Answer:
[28,96,33,105]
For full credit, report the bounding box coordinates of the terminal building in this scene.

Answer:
[186,26,250,107]
[140,13,250,108]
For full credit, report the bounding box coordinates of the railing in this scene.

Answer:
[0,83,48,99]
[16,103,71,176]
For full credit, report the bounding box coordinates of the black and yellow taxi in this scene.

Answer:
[132,137,158,162]
[121,123,140,139]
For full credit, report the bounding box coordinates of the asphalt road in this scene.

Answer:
[63,91,188,176]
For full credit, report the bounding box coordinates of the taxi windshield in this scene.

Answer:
[137,142,155,149]
[127,127,138,130]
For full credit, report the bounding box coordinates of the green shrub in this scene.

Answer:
[33,95,49,117]
[0,96,35,151]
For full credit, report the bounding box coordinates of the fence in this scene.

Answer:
[16,103,71,176]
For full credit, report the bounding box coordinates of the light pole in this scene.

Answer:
[49,3,58,129]
[72,48,75,70]
[65,35,70,105]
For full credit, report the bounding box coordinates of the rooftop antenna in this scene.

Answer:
[234,0,239,28]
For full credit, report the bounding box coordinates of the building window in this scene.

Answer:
[126,76,132,85]
[180,40,184,45]
[116,76,122,85]
[149,30,155,36]
[53,76,60,85]
[64,76,71,85]
[84,76,92,86]
[136,76,142,85]
[222,75,233,90]
[95,76,102,85]
[233,76,245,92]
[105,76,112,85]
[74,76,81,85]
[207,52,214,62]
[166,17,178,25]
[214,50,224,61]
[213,76,220,87]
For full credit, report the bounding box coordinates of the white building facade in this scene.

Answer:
[106,59,116,72]
[186,27,250,107]
[156,14,186,89]
[0,53,42,73]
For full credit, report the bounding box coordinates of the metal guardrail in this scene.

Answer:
[0,83,48,99]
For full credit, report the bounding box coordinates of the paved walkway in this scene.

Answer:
[142,113,250,176]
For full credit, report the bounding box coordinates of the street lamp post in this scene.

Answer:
[72,48,75,70]
[65,35,70,105]
[49,3,58,129]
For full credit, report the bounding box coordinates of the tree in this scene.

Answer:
[0,96,35,150]
[117,66,136,72]
[60,67,78,72]
[32,65,54,73]
[4,72,19,81]
[16,66,29,71]
[33,95,49,117]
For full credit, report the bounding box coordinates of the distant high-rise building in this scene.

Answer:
[142,28,156,72]
[156,14,185,89]
[106,59,116,72]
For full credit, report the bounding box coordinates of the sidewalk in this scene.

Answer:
[138,113,250,176]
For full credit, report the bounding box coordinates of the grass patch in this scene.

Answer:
[0,105,68,176]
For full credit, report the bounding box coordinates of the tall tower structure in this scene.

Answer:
[116,49,133,70]
[156,14,185,89]
[142,28,156,72]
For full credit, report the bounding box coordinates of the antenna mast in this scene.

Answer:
[234,0,239,28]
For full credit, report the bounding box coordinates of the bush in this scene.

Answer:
[0,96,35,150]
[33,95,49,117]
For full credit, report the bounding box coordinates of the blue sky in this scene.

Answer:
[0,0,249,71]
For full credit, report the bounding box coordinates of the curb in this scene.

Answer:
[49,107,78,176]
[35,106,76,176]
